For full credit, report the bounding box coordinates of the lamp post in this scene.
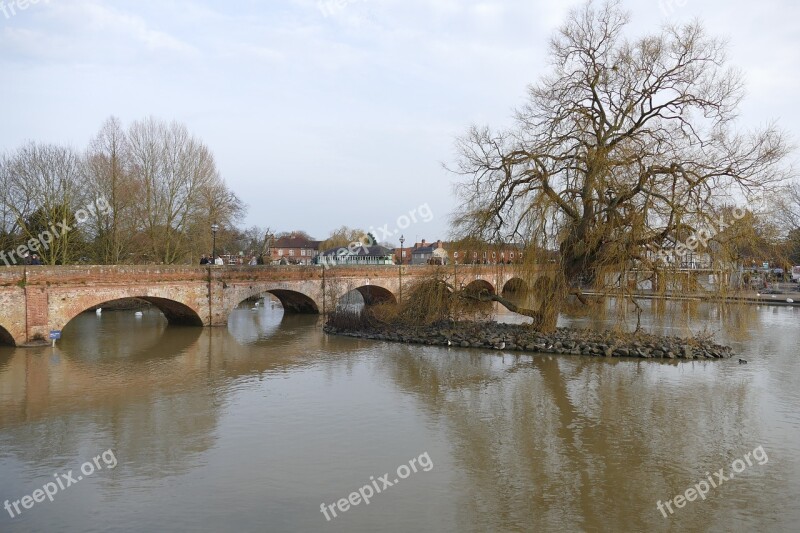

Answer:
[211,223,219,263]
[399,235,405,303]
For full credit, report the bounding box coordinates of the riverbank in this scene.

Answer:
[324,321,734,360]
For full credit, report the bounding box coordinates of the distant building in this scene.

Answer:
[268,234,321,265]
[411,239,449,265]
[393,244,413,265]
[447,241,525,264]
[645,236,712,269]
[316,244,395,266]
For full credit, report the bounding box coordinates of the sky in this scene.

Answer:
[1,0,798,245]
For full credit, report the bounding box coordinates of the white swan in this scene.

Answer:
[96,308,102,315]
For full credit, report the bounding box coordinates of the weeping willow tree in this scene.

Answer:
[450,0,792,332]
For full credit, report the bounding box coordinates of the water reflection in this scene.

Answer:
[0,301,798,532]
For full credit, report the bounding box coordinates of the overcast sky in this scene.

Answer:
[1,0,798,244]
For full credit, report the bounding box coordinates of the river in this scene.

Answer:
[1,298,798,532]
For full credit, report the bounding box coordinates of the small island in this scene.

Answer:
[324,318,733,360]
[324,275,735,360]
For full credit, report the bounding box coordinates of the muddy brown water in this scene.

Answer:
[1,299,798,532]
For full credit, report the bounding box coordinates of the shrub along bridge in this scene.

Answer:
[0,264,529,346]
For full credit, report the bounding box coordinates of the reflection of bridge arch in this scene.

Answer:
[60,312,204,363]
[60,296,203,332]
[0,324,15,346]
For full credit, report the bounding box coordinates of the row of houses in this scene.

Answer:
[266,234,526,266]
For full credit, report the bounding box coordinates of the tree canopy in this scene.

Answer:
[451,0,793,330]
[1,116,244,265]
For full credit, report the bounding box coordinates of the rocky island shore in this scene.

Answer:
[324,320,734,360]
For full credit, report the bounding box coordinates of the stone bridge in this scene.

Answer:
[0,264,531,346]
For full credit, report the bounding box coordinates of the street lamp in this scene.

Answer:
[211,223,219,263]
[399,235,405,303]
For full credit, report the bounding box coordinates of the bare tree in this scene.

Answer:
[127,117,243,264]
[775,181,800,231]
[240,225,273,261]
[3,142,87,265]
[0,159,18,254]
[85,116,138,264]
[451,0,793,331]
[772,181,800,264]
[319,226,366,250]
[191,162,245,260]
[0,116,245,266]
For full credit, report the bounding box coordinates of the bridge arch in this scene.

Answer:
[464,279,496,297]
[266,290,319,314]
[59,296,204,332]
[502,277,529,296]
[353,285,397,306]
[0,324,15,346]
[236,289,320,314]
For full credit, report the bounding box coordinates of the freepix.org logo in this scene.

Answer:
[0,197,111,266]
[658,0,689,16]
[656,445,768,518]
[0,0,50,20]
[320,452,433,522]
[4,449,118,519]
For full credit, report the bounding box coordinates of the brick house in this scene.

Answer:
[268,234,322,265]
[393,245,411,265]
